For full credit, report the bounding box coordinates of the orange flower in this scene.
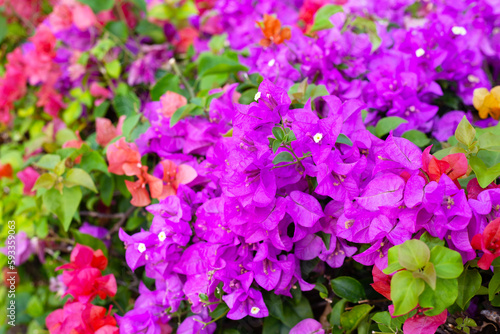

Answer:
[0,163,13,179]
[125,166,163,207]
[257,14,291,47]
[159,160,197,199]
[473,86,500,120]
[106,138,142,176]
[96,116,125,147]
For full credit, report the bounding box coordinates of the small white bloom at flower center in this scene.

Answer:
[268,59,276,67]
[452,26,467,36]
[158,231,166,242]
[467,74,479,83]
[250,307,260,315]
[138,243,146,253]
[415,48,425,57]
[254,91,261,102]
[313,133,323,143]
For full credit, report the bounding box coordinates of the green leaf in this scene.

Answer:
[330,276,366,303]
[273,152,294,165]
[64,168,98,192]
[105,59,121,79]
[336,133,353,146]
[77,0,114,12]
[375,117,408,137]
[151,73,182,101]
[122,114,141,140]
[398,239,430,271]
[62,101,83,125]
[272,139,282,153]
[420,232,445,249]
[80,151,109,174]
[209,33,228,53]
[99,174,115,207]
[26,296,44,317]
[489,269,500,301]
[413,262,437,290]
[352,17,382,52]
[135,20,165,43]
[94,100,110,118]
[340,304,374,334]
[455,116,476,147]
[43,187,82,231]
[33,173,57,191]
[106,21,128,41]
[130,0,147,11]
[36,154,61,170]
[272,127,285,141]
[330,298,348,326]
[391,270,425,316]
[0,15,8,44]
[430,245,464,279]
[419,277,458,316]
[310,5,343,32]
[478,132,500,151]
[170,104,203,127]
[73,230,108,258]
[198,54,248,77]
[456,269,481,309]
[314,282,329,299]
[402,130,431,147]
[113,92,141,117]
[469,156,500,188]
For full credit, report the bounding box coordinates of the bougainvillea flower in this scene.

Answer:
[158,160,197,199]
[106,138,142,176]
[467,178,500,200]
[56,244,116,303]
[402,310,447,334]
[223,288,269,320]
[160,91,187,118]
[0,231,45,266]
[371,266,391,299]
[421,146,468,186]
[257,14,291,47]
[46,301,118,334]
[0,163,13,179]
[290,319,325,334]
[473,86,500,120]
[17,167,40,196]
[174,27,199,53]
[90,82,113,106]
[96,116,125,147]
[79,222,111,248]
[125,166,163,207]
[471,217,500,270]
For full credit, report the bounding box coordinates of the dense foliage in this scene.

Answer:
[1,0,500,333]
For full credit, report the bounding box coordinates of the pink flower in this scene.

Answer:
[160,91,187,118]
[72,4,97,31]
[106,138,142,176]
[96,116,125,147]
[158,160,197,199]
[49,4,73,32]
[174,27,199,53]
[90,82,113,106]
[17,167,40,196]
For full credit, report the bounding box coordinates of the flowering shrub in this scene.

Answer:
[1,0,500,333]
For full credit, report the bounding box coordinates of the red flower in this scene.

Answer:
[421,146,468,187]
[0,163,13,179]
[62,131,85,163]
[371,265,391,300]
[56,244,116,303]
[125,166,163,207]
[106,137,142,176]
[471,217,500,270]
[46,301,118,334]
[467,178,500,200]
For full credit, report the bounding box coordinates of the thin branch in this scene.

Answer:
[107,206,137,237]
